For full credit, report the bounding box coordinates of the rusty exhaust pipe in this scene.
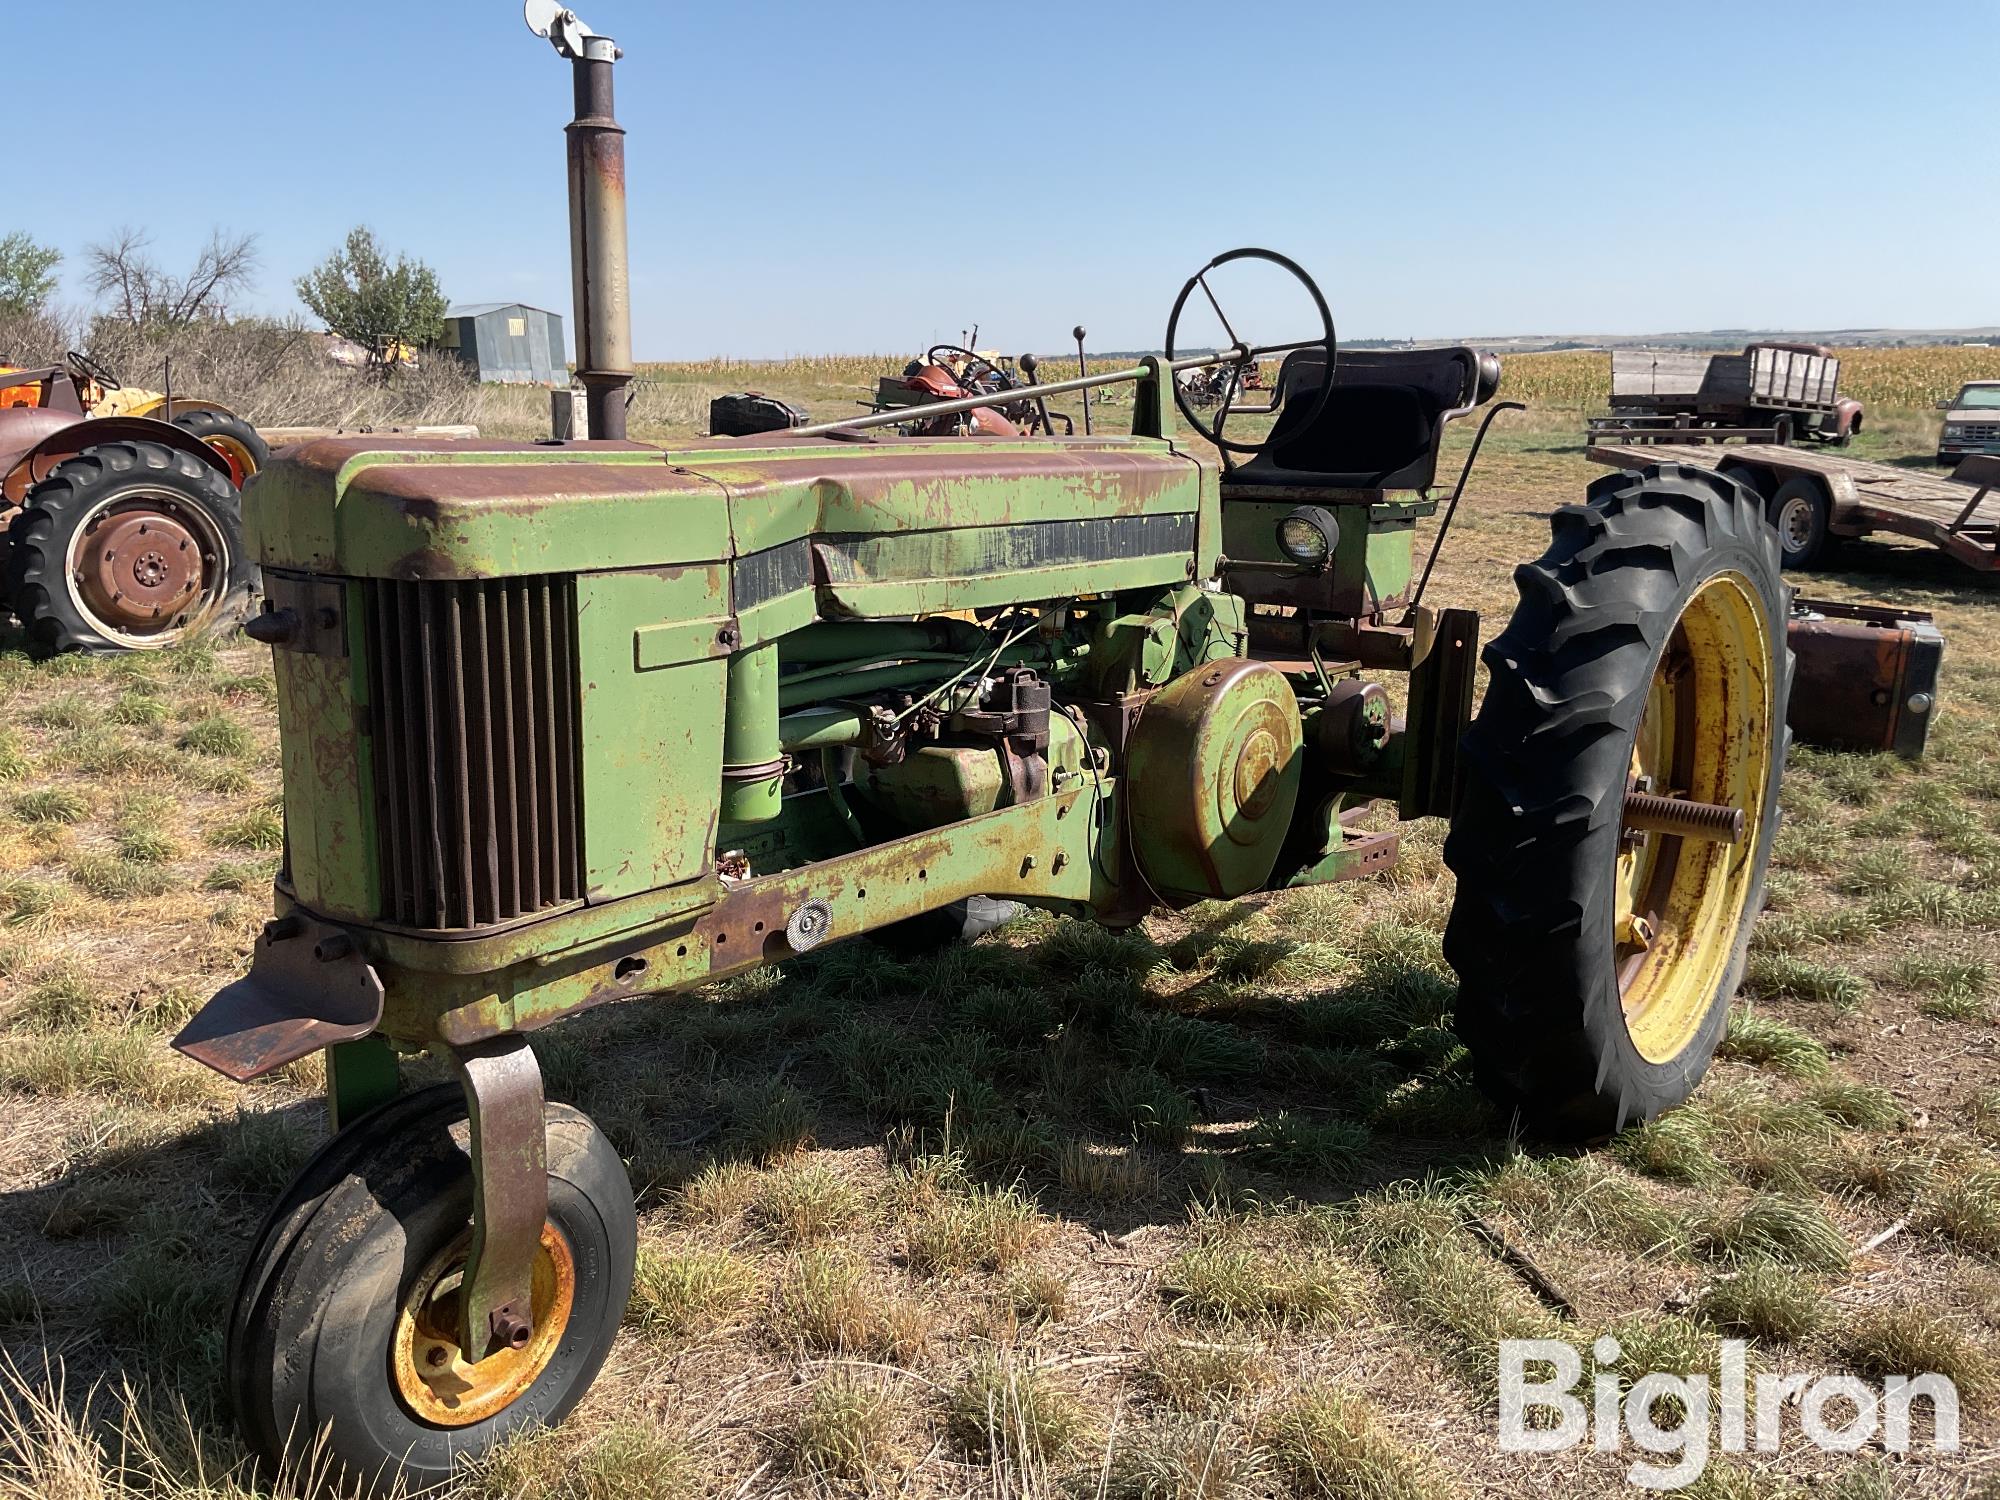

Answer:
[529,4,633,440]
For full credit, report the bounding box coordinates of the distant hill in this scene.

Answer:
[1345,327,2000,353]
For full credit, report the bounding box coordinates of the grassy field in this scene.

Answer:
[4,368,2000,1499]
[449,345,2000,446]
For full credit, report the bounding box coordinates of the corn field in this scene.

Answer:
[639,346,2000,414]
[1495,347,2000,411]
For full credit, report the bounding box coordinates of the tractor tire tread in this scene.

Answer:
[1442,462,1791,1140]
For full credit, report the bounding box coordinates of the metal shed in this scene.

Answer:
[441,303,567,384]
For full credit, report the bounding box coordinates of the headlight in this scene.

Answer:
[1276,505,1340,566]
[1945,424,1964,438]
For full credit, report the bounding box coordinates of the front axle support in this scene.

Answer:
[444,1037,549,1361]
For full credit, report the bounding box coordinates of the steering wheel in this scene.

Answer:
[926,344,1010,394]
[65,349,121,392]
[1164,247,1336,459]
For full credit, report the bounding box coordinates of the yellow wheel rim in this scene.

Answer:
[392,1223,575,1428]
[1614,571,1775,1064]
[203,435,257,486]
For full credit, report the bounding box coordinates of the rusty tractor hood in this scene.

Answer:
[244,433,1216,590]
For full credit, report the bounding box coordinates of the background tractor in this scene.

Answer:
[169,7,1793,1491]
[0,351,257,651]
[1,348,270,483]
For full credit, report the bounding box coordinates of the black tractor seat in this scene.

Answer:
[1226,346,1499,494]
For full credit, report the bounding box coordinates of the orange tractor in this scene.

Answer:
[0,352,257,651]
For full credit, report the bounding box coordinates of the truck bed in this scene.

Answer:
[1607,347,1841,413]
[1589,441,2000,571]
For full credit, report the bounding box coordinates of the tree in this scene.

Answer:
[294,227,447,364]
[0,232,62,319]
[85,227,258,328]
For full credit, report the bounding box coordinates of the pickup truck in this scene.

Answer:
[1937,380,2000,468]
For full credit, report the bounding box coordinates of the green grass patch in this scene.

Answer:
[11,964,99,1031]
[904,1180,1040,1277]
[1260,1386,1447,1500]
[792,1375,899,1491]
[107,689,169,727]
[1922,1168,2000,1256]
[28,694,99,732]
[1695,1263,1826,1343]
[1160,1237,1367,1328]
[1837,1306,1991,1396]
[1741,951,1867,1010]
[0,729,29,782]
[946,1357,1086,1462]
[12,787,88,825]
[1244,1111,1373,1177]
[176,712,250,758]
[1138,1338,1269,1412]
[719,1078,816,1164]
[66,852,176,900]
[769,1247,929,1361]
[627,1243,758,1340]
[1808,1080,1902,1130]
[1688,1194,1849,1270]
[208,802,284,850]
[1717,1009,1828,1077]
[749,1161,861,1246]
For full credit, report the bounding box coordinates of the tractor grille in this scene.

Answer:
[363,576,584,929]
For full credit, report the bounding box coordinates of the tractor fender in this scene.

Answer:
[0,413,233,505]
[123,395,239,422]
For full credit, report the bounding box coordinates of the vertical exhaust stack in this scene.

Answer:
[527,2,633,440]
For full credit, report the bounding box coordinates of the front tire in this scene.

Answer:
[1444,464,1790,1139]
[227,1085,637,1496]
[3,440,254,653]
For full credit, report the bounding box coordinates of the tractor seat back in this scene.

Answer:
[1230,347,1497,493]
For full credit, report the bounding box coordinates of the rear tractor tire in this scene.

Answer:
[4,439,254,653]
[1444,464,1790,1140]
[227,1085,637,1496]
[170,408,270,487]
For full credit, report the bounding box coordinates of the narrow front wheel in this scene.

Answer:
[227,1086,636,1495]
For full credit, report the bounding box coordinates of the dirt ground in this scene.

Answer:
[2,396,1998,1500]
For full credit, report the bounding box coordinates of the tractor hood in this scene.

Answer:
[244,433,1217,611]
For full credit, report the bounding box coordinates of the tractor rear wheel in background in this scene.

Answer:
[4,439,254,653]
[1443,464,1790,1140]
[170,407,270,487]
[227,1085,636,1496]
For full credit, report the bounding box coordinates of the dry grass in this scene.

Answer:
[3,403,1999,1496]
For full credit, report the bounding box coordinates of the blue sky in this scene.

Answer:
[11,2,1996,358]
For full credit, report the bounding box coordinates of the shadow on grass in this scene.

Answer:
[1805,536,2000,603]
[0,901,1518,1428]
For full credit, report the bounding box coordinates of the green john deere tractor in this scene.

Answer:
[171,8,1791,1490]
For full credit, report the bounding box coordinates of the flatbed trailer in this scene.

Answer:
[1589,439,2000,571]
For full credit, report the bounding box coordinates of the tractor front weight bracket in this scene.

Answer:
[444,1036,549,1362]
